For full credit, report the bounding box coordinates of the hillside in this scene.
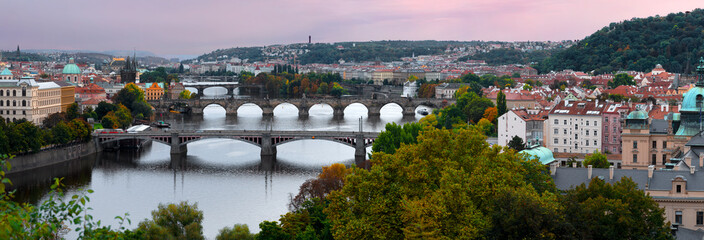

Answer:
[537,8,704,74]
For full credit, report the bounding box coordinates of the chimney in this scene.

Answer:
[565,99,569,106]
[595,99,599,106]
[609,165,614,180]
[661,104,665,112]
[572,162,577,168]
[665,104,669,112]
[699,154,703,168]
[648,165,654,179]
[550,163,557,176]
[691,166,696,175]
[587,165,593,179]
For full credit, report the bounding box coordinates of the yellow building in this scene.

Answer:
[54,81,76,112]
[145,82,164,100]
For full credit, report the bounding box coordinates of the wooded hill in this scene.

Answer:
[536,8,704,74]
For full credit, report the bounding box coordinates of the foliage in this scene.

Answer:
[435,92,495,128]
[608,73,635,89]
[242,72,345,98]
[114,83,152,119]
[217,224,255,240]
[140,67,169,83]
[101,112,120,130]
[483,107,498,123]
[417,83,437,98]
[297,41,447,64]
[562,177,672,239]
[537,9,704,73]
[66,103,81,120]
[583,151,610,168]
[324,126,561,239]
[459,48,559,65]
[96,101,118,120]
[371,122,422,154]
[497,91,507,117]
[113,104,133,129]
[507,136,526,151]
[179,89,194,99]
[257,221,291,240]
[289,163,350,211]
[477,118,495,137]
[137,201,204,240]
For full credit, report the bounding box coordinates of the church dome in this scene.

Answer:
[519,146,555,165]
[62,58,81,75]
[626,110,648,120]
[680,86,704,112]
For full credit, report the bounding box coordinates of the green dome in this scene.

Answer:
[626,110,648,120]
[0,68,12,76]
[680,86,704,112]
[62,58,81,75]
[519,146,555,165]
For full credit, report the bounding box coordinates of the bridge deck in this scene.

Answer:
[96,130,380,138]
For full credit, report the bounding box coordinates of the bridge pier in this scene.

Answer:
[402,106,416,116]
[260,133,277,170]
[333,106,345,118]
[170,133,188,155]
[195,87,205,98]
[226,87,236,96]
[262,106,274,116]
[367,106,381,117]
[298,106,309,118]
[355,134,368,169]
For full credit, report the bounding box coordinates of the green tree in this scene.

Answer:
[101,112,120,129]
[607,73,635,89]
[582,151,610,168]
[329,82,346,97]
[114,104,133,129]
[179,89,194,99]
[325,127,559,239]
[95,101,117,120]
[497,91,507,117]
[50,121,73,145]
[507,135,525,151]
[371,122,422,154]
[217,224,254,240]
[131,101,153,120]
[562,177,672,239]
[137,201,204,240]
[257,221,291,240]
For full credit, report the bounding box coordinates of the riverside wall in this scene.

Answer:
[7,139,102,174]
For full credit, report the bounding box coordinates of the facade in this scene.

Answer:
[552,162,704,233]
[372,69,393,85]
[498,109,547,147]
[54,81,76,112]
[0,78,61,124]
[145,82,164,100]
[0,68,12,80]
[601,103,628,154]
[434,83,464,99]
[546,100,605,154]
[168,83,186,100]
[619,110,680,170]
[402,81,418,98]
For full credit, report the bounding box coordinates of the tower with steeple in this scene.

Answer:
[675,57,704,136]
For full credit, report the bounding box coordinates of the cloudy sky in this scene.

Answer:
[0,0,700,56]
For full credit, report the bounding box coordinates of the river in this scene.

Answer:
[12,90,428,239]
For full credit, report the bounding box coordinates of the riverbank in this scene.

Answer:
[7,140,101,174]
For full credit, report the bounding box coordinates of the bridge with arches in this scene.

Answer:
[149,97,453,117]
[95,130,378,168]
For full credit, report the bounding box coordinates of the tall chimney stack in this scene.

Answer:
[609,165,614,180]
[588,165,593,179]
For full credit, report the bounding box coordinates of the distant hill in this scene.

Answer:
[536,8,704,74]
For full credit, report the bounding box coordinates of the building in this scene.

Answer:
[372,69,393,85]
[54,81,76,112]
[546,100,605,154]
[434,83,465,99]
[0,77,62,124]
[602,103,628,154]
[486,89,540,110]
[402,81,418,98]
[519,146,556,165]
[168,82,186,100]
[498,109,548,147]
[145,82,164,100]
[62,58,82,85]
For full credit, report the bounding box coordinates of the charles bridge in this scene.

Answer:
[149,97,454,117]
[95,129,378,169]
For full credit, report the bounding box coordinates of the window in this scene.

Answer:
[633,141,638,149]
[554,128,558,134]
[613,147,617,153]
[594,121,598,126]
[21,87,26,96]
[664,141,668,148]
[564,139,567,144]
[612,136,616,143]
[21,100,25,107]
[594,130,597,136]
[564,120,567,125]
[586,121,589,126]
[585,140,589,146]
[12,101,15,107]
[697,211,703,225]
[676,211,683,225]
[613,126,617,133]
[0,90,3,96]
[663,154,667,165]
[575,134,578,139]
[605,117,609,122]
[633,154,638,163]
[677,185,682,193]
[652,141,657,148]
[554,138,558,144]
[575,124,578,130]
[12,90,15,96]
[564,129,567,134]
[554,148,558,152]
[652,154,657,165]
[554,119,558,124]
[586,130,589,136]
[575,143,578,149]
[594,140,597,146]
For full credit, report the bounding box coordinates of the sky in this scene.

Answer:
[0,0,701,56]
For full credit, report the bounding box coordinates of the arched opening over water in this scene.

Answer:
[202,86,228,98]
[236,103,264,117]
[308,103,334,117]
[275,139,357,168]
[182,138,262,167]
[343,103,369,118]
[203,103,226,120]
[273,103,299,117]
[379,102,404,117]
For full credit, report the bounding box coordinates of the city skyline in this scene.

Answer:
[0,0,700,56]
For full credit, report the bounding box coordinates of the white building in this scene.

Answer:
[546,100,605,154]
[498,109,547,147]
[402,81,418,98]
[0,78,62,125]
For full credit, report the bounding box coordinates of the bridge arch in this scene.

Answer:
[180,136,262,148]
[273,137,359,148]
[99,136,172,146]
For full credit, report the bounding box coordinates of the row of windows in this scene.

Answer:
[552,119,599,126]
[38,90,59,97]
[675,211,704,225]
[553,138,599,146]
[553,128,600,136]
[0,100,28,107]
[0,110,25,115]
[632,141,668,149]
[0,89,27,97]
[649,154,669,165]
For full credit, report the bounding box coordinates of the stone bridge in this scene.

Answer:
[149,97,453,117]
[95,130,378,169]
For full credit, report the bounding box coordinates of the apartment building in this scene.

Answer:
[546,100,605,154]
[497,109,548,147]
